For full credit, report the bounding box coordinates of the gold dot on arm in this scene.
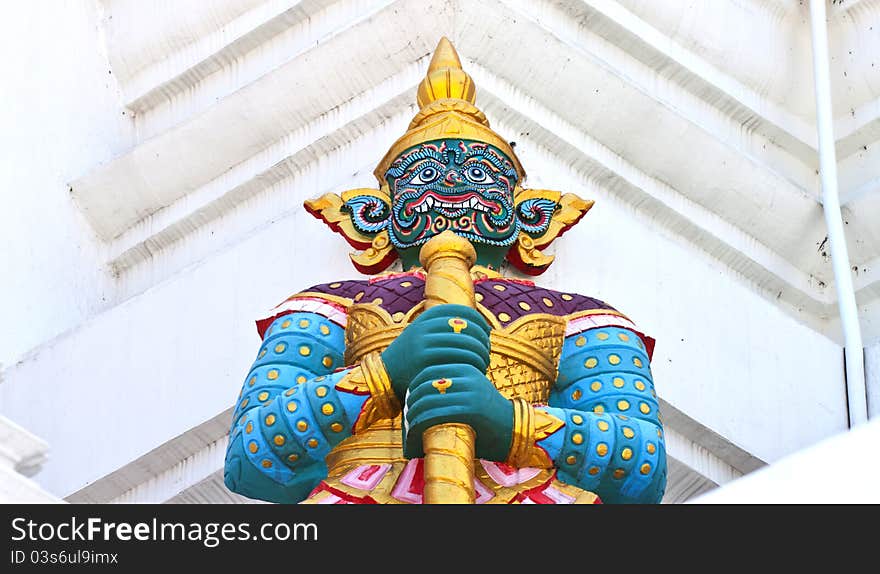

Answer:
[299,345,311,356]
[273,435,285,446]
[575,336,586,347]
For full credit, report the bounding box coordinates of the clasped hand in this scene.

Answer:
[381,304,513,461]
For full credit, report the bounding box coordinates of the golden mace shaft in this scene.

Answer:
[418,230,478,504]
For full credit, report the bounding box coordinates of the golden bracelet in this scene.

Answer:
[506,397,536,468]
[360,351,401,420]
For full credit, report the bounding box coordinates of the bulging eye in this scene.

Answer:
[465,165,491,183]
[410,166,441,185]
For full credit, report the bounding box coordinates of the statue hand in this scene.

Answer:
[403,363,513,461]
[381,304,491,400]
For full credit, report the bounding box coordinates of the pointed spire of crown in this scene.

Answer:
[416,37,476,108]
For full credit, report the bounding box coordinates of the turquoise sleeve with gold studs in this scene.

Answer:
[539,326,667,504]
[224,312,370,504]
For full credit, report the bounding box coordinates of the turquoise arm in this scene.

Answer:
[223,312,368,504]
[539,326,667,504]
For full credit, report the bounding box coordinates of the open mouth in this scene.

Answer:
[407,191,498,214]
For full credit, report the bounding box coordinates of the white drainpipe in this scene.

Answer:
[809,0,868,425]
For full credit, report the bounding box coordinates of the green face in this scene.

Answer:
[384,140,520,268]
[341,139,557,271]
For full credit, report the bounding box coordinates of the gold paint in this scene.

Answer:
[575,336,586,347]
[286,402,298,413]
[647,442,656,454]
[320,325,331,335]
[296,375,307,384]
[640,463,651,475]
[299,319,311,328]
[566,455,577,465]
[419,231,477,504]
[543,297,554,308]
[640,403,651,414]
[248,442,258,454]
[635,380,646,391]
[329,283,342,289]
[354,291,365,302]
[617,400,630,411]
[518,301,531,311]
[322,356,333,368]
[498,312,511,322]
[597,332,609,341]
[297,421,309,432]
[258,349,267,359]
[401,281,413,288]
[267,369,279,380]
[618,414,629,421]
[392,312,405,321]
[281,320,292,329]
[432,378,453,394]
[596,443,609,457]
[316,386,328,398]
[584,357,598,368]
[493,284,506,292]
[249,376,256,386]
[571,414,584,424]
[608,354,621,365]
[622,427,635,439]
[316,375,326,382]
[571,389,582,401]
[274,435,285,446]
[265,414,276,426]
[322,403,335,415]
[597,421,609,431]
[448,317,468,333]
[633,357,643,368]
[245,422,253,434]
[613,469,625,479]
[331,423,344,433]
[572,432,584,445]
[657,429,663,438]
[593,405,605,414]
[299,345,311,356]
[618,333,630,342]
[590,381,602,392]
[288,454,299,463]
[308,439,319,448]
[240,398,249,409]
[621,447,633,461]
[588,466,600,476]
[613,377,625,388]
[475,292,484,302]
[561,294,573,301]
[262,460,272,468]
[274,343,286,353]
[258,392,269,402]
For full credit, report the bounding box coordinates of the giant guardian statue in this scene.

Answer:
[223,38,666,504]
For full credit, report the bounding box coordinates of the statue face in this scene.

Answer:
[384,140,519,250]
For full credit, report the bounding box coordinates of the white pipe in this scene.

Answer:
[809,0,868,426]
